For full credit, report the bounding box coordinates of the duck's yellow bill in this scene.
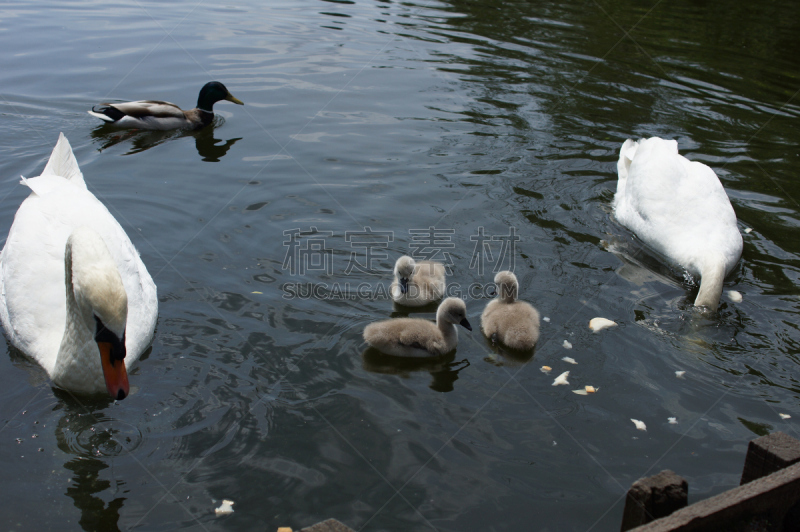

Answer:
[226,94,244,105]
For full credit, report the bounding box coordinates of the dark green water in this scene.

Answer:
[0,0,798,530]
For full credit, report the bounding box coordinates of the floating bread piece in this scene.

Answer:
[675,370,686,378]
[562,356,577,365]
[744,227,752,233]
[585,385,596,393]
[572,389,588,395]
[215,500,234,516]
[562,340,572,349]
[631,419,647,431]
[727,290,743,303]
[780,413,791,420]
[668,417,677,424]
[540,366,552,374]
[552,371,570,386]
[543,317,550,322]
[277,528,293,532]
[589,317,617,332]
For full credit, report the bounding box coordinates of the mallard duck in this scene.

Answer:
[363,297,471,357]
[390,255,446,307]
[0,133,158,399]
[614,137,743,308]
[481,271,540,350]
[88,81,243,130]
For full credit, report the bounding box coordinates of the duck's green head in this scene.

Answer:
[197,81,244,112]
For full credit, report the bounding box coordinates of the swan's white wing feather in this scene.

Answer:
[0,194,69,373]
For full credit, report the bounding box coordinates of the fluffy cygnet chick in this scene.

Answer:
[363,297,471,357]
[481,271,540,350]
[390,255,445,307]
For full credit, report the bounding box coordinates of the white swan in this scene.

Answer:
[363,297,471,357]
[481,271,540,350]
[0,134,158,398]
[614,137,743,308]
[390,255,445,307]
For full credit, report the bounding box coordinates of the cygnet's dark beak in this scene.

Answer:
[400,277,409,294]
[459,318,472,331]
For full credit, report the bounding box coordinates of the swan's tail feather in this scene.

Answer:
[617,138,639,181]
[615,138,639,200]
[41,133,86,188]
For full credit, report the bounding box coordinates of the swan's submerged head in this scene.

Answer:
[438,297,472,331]
[394,255,416,294]
[493,270,519,303]
[68,227,130,400]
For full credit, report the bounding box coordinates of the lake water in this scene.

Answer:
[1,0,799,530]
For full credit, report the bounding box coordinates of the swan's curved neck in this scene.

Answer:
[436,309,458,339]
[694,261,725,308]
[53,243,102,392]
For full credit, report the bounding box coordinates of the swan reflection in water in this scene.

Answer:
[51,389,140,532]
[90,120,241,161]
[7,340,152,532]
[480,335,535,367]
[361,347,470,393]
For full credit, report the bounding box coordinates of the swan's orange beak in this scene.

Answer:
[99,341,129,400]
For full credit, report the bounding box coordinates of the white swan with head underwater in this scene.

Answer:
[0,133,158,399]
[614,137,743,309]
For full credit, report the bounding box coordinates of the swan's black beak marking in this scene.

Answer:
[460,318,472,331]
[94,316,126,364]
[95,316,130,400]
[400,277,409,294]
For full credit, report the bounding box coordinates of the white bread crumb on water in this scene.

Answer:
[215,500,234,516]
[552,371,570,386]
[589,317,617,332]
